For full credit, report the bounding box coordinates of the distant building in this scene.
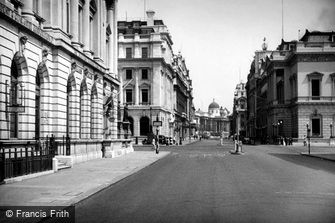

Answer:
[246,30,335,144]
[118,11,194,142]
[195,100,230,138]
[231,82,247,139]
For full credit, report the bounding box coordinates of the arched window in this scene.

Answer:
[90,84,99,138]
[9,60,19,138]
[79,79,89,138]
[35,71,41,139]
[66,74,76,137]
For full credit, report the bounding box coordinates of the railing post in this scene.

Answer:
[63,135,65,155]
[25,146,29,174]
[31,142,34,173]
[14,147,17,177]
[0,143,5,182]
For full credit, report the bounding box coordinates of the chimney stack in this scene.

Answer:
[146,10,155,26]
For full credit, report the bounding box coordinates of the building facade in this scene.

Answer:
[246,31,335,144]
[172,52,194,142]
[0,0,121,163]
[195,100,230,138]
[118,11,194,143]
[231,82,247,139]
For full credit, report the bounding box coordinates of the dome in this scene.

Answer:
[208,100,220,109]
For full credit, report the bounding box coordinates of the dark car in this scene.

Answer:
[158,135,166,144]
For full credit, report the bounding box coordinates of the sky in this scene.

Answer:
[118,0,335,112]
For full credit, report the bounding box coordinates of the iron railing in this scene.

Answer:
[0,140,54,183]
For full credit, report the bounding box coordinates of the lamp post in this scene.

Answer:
[330,122,333,138]
[150,106,152,133]
[278,120,283,145]
[272,123,275,144]
[306,123,311,155]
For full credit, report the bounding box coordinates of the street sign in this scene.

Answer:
[7,106,25,113]
[153,121,162,127]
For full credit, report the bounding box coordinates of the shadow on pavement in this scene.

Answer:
[269,153,335,174]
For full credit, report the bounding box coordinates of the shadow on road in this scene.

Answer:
[269,153,335,174]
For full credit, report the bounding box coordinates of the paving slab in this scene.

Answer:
[0,151,170,206]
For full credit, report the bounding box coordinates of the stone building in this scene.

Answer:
[118,10,194,142]
[0,0,122,164]
[231,82,247,139]
[172,52,195,142]
[246,30,335,145]
[195,100,230,138]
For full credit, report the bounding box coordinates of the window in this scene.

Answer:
[126,48,132,58]
[307,72,323,100]
[142,47,148,58]
[66,0,70,33]
[35,72,41,139]
[78,6,83,43]
[311,118,321,137]
[126,89,133,103]
[276,81,284,104]
[141,89,149,104]
[311,79,320,100]
[89,0,97,52]
[126,70,132,80]
[142,69,148,79]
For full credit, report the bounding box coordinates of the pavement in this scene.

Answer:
[0,151,170,207]
[272,144,335,162]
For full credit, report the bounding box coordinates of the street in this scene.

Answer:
[76,139,335,223]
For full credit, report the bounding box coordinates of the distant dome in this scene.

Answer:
[208,101,220,109]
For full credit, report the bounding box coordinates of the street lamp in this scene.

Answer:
[272,123,275,144]
[330,122,333,138]
[306,123,311,154]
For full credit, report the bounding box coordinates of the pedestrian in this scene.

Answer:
[152,137,156,151]
[155,135,159,154]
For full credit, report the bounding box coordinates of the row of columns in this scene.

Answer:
[21,0,117,74]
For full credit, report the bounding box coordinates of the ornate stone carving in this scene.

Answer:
[19,35,28,56]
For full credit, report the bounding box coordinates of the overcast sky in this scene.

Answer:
[118,0,335,112]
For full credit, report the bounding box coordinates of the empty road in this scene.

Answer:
[76,140,335,223]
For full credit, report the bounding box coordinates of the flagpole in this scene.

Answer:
[282,0,284,40]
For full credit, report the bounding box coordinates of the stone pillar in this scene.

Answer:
[21,0,34,21]
[135,70,139,105]
[119,69,123,104]
[82,0,90,54]
[107,3,114,73]
[113,0,118,75]
[70,0,80,47]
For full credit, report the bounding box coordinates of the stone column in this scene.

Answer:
[119,69,123,104]
[113,0,118,75]
[107,3,114,74]
[22,0,34,21]
[82,0,90,54]
[70,0,80,47]
[135,69,139,105]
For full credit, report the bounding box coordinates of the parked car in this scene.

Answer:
[165,137,174,145]
[158,135,166,144]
